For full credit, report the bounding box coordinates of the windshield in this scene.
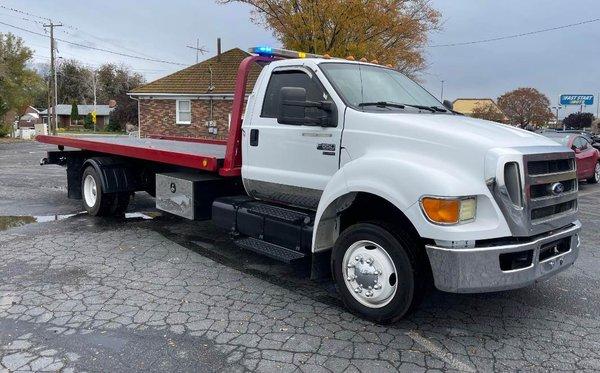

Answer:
[319,62,444,111]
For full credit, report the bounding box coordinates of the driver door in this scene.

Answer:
[242,67,342,209]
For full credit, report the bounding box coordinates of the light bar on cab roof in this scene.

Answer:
[249,46,323,59]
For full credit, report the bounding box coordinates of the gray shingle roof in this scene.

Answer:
[39,105,113,116]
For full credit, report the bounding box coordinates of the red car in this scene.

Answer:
[543,132,600,183]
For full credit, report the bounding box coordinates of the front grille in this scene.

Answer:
[525,153,578,227]
[528,159,574,175]
[531,200,577,221]
[488,149,578,237]
[530,179,576,199]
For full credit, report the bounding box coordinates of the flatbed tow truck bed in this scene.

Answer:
[36,135,228,172]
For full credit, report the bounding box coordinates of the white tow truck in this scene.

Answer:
[38,47,581,322]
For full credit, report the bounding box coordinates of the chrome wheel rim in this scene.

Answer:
[83,175,97,207]
[595,163,600,182]
[342,240,397,308]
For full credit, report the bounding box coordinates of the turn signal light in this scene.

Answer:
[421,197,476,225]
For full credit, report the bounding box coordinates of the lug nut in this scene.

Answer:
[365,290,373,297]
[347,263,354,268]
[366,258,373,264]
[374,284,382,290]
[347,275,355,281]
[354,287,362,293]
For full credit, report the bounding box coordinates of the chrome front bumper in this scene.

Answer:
[425,221,581,293]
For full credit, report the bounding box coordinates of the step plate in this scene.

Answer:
[235,237,306,263]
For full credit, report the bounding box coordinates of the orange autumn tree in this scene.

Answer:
[219,0,440,76]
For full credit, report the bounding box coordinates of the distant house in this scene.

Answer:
[452,98,507,121]
[40,104,114,129]
[129,47,263,139]
[17,106,42,128]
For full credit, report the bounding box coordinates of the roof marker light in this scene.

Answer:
[253,46,273,56]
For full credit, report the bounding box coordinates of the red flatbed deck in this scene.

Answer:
[36,135,227,173]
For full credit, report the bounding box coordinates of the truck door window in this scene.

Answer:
[261,70,331,120]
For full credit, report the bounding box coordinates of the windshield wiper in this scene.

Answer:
[430,106,448,112]
[400,104,436,113]
[358,101,406,109]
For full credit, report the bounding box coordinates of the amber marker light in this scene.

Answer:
[420,197,476,225]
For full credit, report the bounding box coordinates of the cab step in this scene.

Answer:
[235,237,306,263]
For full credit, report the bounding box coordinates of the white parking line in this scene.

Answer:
[406,331,476,372]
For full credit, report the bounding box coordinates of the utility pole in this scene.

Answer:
[43,21,62,135]
[440,80,445,101]
[92,70,97,132]
[186,39,207,63]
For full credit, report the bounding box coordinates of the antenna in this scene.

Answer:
[186,38,207,63]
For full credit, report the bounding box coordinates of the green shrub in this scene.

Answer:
[105,120,122,132]
[83,113,94,130]
[0,122,11,137]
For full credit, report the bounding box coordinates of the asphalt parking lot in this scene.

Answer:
[1,141,600,372]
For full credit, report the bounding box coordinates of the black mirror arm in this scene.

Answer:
[281,100,332,111]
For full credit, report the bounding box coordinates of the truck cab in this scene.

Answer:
[237,50,580,321]
[39,47,581,323]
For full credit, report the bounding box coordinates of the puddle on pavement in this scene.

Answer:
[0,214,78,231]
[0,211,161,231]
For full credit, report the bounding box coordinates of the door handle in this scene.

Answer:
[250,129,259,146]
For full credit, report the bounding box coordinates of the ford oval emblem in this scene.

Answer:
[551,182,565,195]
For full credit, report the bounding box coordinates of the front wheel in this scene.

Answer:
[331,222,425,323]
[587,162,600,184]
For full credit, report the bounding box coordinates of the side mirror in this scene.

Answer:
[277,87,334,126]
[443,100,453,111]
[573,147,582,154]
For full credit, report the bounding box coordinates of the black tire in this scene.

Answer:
[81,166,115,216]
[331,222,426,323]
[586,162,600,184]
[111,192,131,216]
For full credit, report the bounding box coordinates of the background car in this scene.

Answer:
[547,129,600,150]
[542,132,600,183]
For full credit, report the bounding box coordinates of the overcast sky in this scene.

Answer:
[1,0,598,117]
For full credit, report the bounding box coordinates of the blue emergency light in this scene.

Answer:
[249,46,323,59]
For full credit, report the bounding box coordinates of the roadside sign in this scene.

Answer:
[560,94,594,106]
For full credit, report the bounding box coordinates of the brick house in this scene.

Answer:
[129,48,262,139]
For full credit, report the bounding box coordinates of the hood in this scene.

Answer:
[342,110,566,182]
[345,110,561,153]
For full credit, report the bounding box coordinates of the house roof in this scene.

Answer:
[39,104,112,116]
[130,48,263,95]
[452,98,504,115]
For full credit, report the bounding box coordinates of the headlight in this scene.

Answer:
[420,196,477,225]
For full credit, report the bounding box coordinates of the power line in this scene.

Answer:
[1,4,168,62]
[0,4,50,21]
[0,20,186,66]
[429,17,600,47]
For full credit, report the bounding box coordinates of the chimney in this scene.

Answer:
[217,38,221,61]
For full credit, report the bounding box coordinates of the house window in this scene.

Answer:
[176,100,191,124]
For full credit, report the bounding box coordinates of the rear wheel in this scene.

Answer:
[587,162,600,184]
[81,166,119,216]
[332,222,425,323]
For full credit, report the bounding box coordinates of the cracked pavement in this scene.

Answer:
[1,141,600,372]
